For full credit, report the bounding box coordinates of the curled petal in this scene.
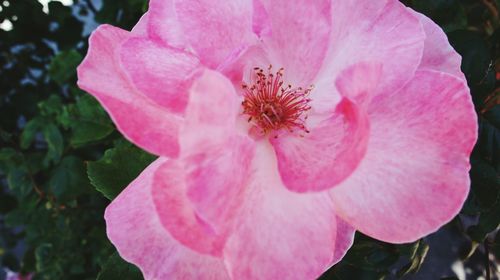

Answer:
[331,218,356,266]
[120,37,201,113]
[77,25,180,157]
[334,62,383,108]
[312,0,425,113]
[330,70,477,243]
[131,12,149,36]
[181,70,255,237]
[105,159,230,280]
[271,98,369,192]
[152,160,227,256]
[152,70,255,256]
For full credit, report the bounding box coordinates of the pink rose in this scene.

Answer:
[77,0,477,279]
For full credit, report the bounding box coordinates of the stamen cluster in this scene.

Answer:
[242,66,313,134]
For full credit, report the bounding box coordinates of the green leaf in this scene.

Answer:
[38,95,63,118]
[35,243,54,272]
[7,169,33,198]
[49,50,82,85]
[448,30,494,105]
[0,148,21,171]
[67,95,114,146]
[20,117,44,149]
[49,156,90,201]
[42,123,64,164]
[484,105,500,130]
[342,237,400,272]
[0,192,17,214]
[87,141,156,200]
[470,156,500,211]
[468,201,500,242]
[97,252,142,280]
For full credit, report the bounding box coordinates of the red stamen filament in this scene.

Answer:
[242,65,313,135]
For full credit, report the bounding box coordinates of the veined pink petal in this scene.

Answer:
[217,45,270,87]
[251,0,269,37]
[77,25,181,157]
[150,70,255,257]
[184,135,254,235]
[148,0,187,48]
[271,98,369,192]
[152,160,227,256]
[271,63,379,193]
[330,70,477,243]
[413,11,465,78]
[331,217,356,266]
[312,0,425,113]
[223,143,337,280]
[174,0,258,69]
[105,159,230,280]
[181,70,255,237]
[334,62,383,108]
[131,12,149,36]
[120,37,201,113]
[258,0,332,85]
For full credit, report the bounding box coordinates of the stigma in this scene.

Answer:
[242,66,313,135]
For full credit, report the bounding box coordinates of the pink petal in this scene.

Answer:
[120,37,201,113]
[312,0,425,113]
[150,70,255,257]
[174,0,258,69]
[331,218,356,266]
[271,98,369,192]
[271,63,378,193]
[105,159,230,280]
[334,62,383,108]
[131,12,149,36]
[251,0,269,37]
[223,143,337,280]
[180,69,242,135]
[152,160,227,256]
[147,0,187,48]
[184,135,254,236]
[413,11,465,78]
[77,25,180,157]
[330,70,477,243]
[217,45,270,87]
[258,0,332,85]
[180,70,255,236]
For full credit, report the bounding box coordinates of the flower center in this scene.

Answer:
[242,66,313,135]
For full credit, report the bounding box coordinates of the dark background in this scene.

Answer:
[0,0,499,279]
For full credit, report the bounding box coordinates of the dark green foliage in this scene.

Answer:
[63,94,115,147]
[0,0,498,279]
[49,51,83,85]
[0,0,148,278]
[87,141,156,200]
[96,252,143,280]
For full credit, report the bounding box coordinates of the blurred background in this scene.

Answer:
[0,0,499,279]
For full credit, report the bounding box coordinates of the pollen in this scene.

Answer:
[242,65,313,135]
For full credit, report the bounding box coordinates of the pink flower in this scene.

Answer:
[77,0,477,279]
